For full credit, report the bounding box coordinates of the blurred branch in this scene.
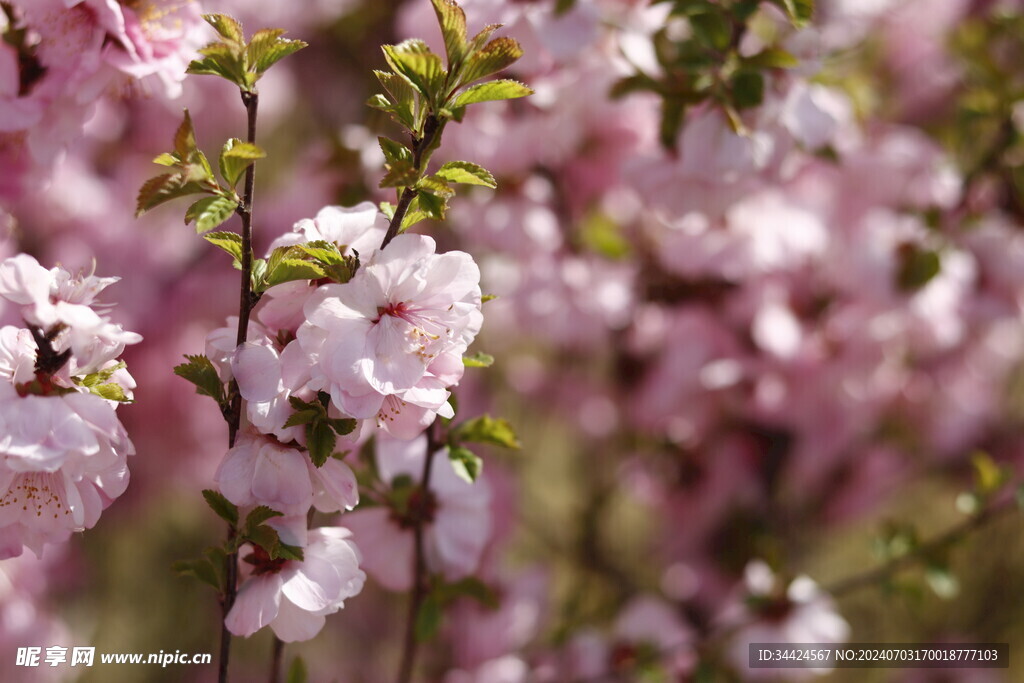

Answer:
[396,419,443,683]
[824,485,1020,598]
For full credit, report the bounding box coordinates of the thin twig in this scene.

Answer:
[218,87,260,683]
[380,115,444,250]
[395,420,443,683]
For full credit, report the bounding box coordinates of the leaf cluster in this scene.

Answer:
[444,414,521,483]
[285,392,357,468]
[187,14,307,93]
[618,0,813,147]
[369,0,532,231]
[250,240,360,294]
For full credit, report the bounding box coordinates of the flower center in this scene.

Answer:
[244,544,288,576]
[390,486,438,529]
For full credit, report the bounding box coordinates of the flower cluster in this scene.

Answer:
[0,0,205,199]
[210,202,486,640]
[0,254,139,559]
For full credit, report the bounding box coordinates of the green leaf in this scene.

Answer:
[458,37,523,86]
[383,40,447,103]
[251,36,307,74]
[174,355,226,405]
[306,421,337,468]
[744,48,800,69]
[452,79,532,108]
[283,409,320,429]
[372,71,417,130]
[203,231,244,267]
[172,558,221,590]
[296,241,345,266]
[203,13,244,44]
[896,246,941,291]
[481,294,497,303]
[90,383,131,402]
[265,258,326,288]
[448,445,483,483]
[776,0,814,26]
[432,0,469,69]
[415,594,444,641]
[416,190,448,220]
[435,161,497,188]
[380,159,419,189]
[462,352,494,368]
[153,152,179,166]
[659,96,687,149]
[285,657,308,683]
[417,175,455,199]
[454,415,521,449]
[220,138,266,187]
[186,55,239,81]
[245,505,284,531]
[175,110,199,158]
[689,9,731,50]
[136,173,211,216]
[732,69,765,110]
[203,489,239,526]
[329,418,358,436]
[378,136,413,165]
[186,196,238,233]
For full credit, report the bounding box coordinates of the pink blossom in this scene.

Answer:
[267,201,388,259]
[225,527,365,642]
[215,430,358,517]
[342,434,492,591]
[299,233,482,433]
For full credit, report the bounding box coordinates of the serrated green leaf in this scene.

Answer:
[454,415,520,449]
[435,161,497,188]
[306,421,337,468]
[372,71,418,129]
[418,175,455,199]
[203,13,244,43]
[246,524,280,553]
[275,542,304,562]
[452,78,531,108]
[329,418,357,436]
[448,445,483,483]
[76,362,126,388]
[203,489,239,525]
[253,38,307,74]
[383,40,447,103]
[174,354,226,404]
[220,138,266,188]
[380,159,419,188]
[187,196,238,233]
[462,352,494,368]
[203,231,244,267]
[458,37,523,86]
[283,409,319,429]
[415,594,443,641]
[296,241,345,266]
[417,190,448,220]
[136,173,211,216]
[265,258,326,288]
[432,0,469,69]
[245,505,284,531]
[153,152,179,166]
[378,136,414,165]
[186,54,239,81]
[174,110,198,158]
